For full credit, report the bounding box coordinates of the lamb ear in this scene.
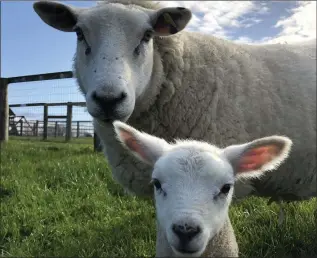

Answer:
[222,136,293,179]
[113,121,170,166]
[33,1,78,32]
[151,7,192,36]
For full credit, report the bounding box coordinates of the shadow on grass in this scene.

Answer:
[43,146,95,155]
[79,212,156,257]
[0,185,14,199]
[234,198,317,258]
[248,225,317,257]
[96,172,154,203]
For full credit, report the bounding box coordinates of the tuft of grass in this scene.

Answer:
[0,138,316,257]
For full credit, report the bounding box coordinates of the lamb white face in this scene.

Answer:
[113,121,292,257]
[33,1,192,122]
[151,148,235,256]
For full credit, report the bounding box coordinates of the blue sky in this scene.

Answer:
[1,1,316,121]
[2,1,96,121]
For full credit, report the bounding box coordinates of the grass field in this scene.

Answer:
[1,138,316,257]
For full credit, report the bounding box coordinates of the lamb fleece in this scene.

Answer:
[155,216,238,257]
[93,0,316,204]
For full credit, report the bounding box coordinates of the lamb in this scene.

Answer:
[33,0,316,207]
[113,120,293,257]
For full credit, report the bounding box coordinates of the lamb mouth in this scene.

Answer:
[178,249,197,254]
[171,246,201,256]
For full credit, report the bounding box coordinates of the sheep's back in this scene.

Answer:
[131,32,316,200]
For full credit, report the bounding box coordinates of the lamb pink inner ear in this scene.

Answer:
[237,145,281,172]
[119,129,147,161]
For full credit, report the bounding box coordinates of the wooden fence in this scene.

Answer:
[0,72,102,151]
[10,118,93,138]
[10,101,85,141]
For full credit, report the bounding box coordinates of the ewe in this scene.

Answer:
[33,0,316,212]
[113,121,293,257]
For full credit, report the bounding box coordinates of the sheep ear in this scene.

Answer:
[222,136,293,179]
[113,121,170,166]
[33,1,78,32]
[151,7,192,36]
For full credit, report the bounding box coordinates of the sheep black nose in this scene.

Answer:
[92,91,127,112]
[172,223,201,244]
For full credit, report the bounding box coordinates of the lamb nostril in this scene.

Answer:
[172,223,201,241]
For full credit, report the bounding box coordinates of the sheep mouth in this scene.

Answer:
[93,112,127,124]
[90,114,115,124]
[101,117,115,123]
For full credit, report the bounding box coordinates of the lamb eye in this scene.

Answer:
[152,179,162,190]
[220,184,231,195]
[142,29,154,42]
[74,27,84,41]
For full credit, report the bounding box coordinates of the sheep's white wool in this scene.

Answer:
[113,121,293,257]
[33,0,316,204]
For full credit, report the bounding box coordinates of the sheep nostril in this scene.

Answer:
[120,92,127,101]
[91,91,99,101]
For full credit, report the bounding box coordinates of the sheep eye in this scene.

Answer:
[134,45,141,56]
[142,29,154,42]
[74,26,91,56]
[74,27,84,41]
[151,179,162,190]
[220,184,231,195]
[134,29,154,56]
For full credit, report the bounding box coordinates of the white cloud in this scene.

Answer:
[233,36,255,44]
[158,1,315,45]
[263,1,316,44]
[240,17,263,28]
[98,1,315,45]
[159,1,269,39]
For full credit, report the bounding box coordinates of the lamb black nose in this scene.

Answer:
[92,91,127,111]
[172,223,201,244]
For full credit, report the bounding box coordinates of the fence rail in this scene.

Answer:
[9,101,86,141]
[9,101,85,107]
[7,71,73,84]
[9,119,94,138]
[0,73,102,151]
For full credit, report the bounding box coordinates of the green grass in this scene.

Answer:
[1,138,316,257]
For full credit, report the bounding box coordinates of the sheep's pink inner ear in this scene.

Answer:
[119,130,147,161]
[153,13,179,35]
[237,145,281,173]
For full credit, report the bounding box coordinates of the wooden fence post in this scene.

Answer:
[66,103,72,142]
[20,120,23,136]
[43,104,48,140]
[35,120,39,137]
[0,78,9,143]
[94,132,102,152]
[54,122,58,138]
[76,121,80,138]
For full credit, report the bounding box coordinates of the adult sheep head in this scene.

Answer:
[113,121,292,257]
[33,1,192,122]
